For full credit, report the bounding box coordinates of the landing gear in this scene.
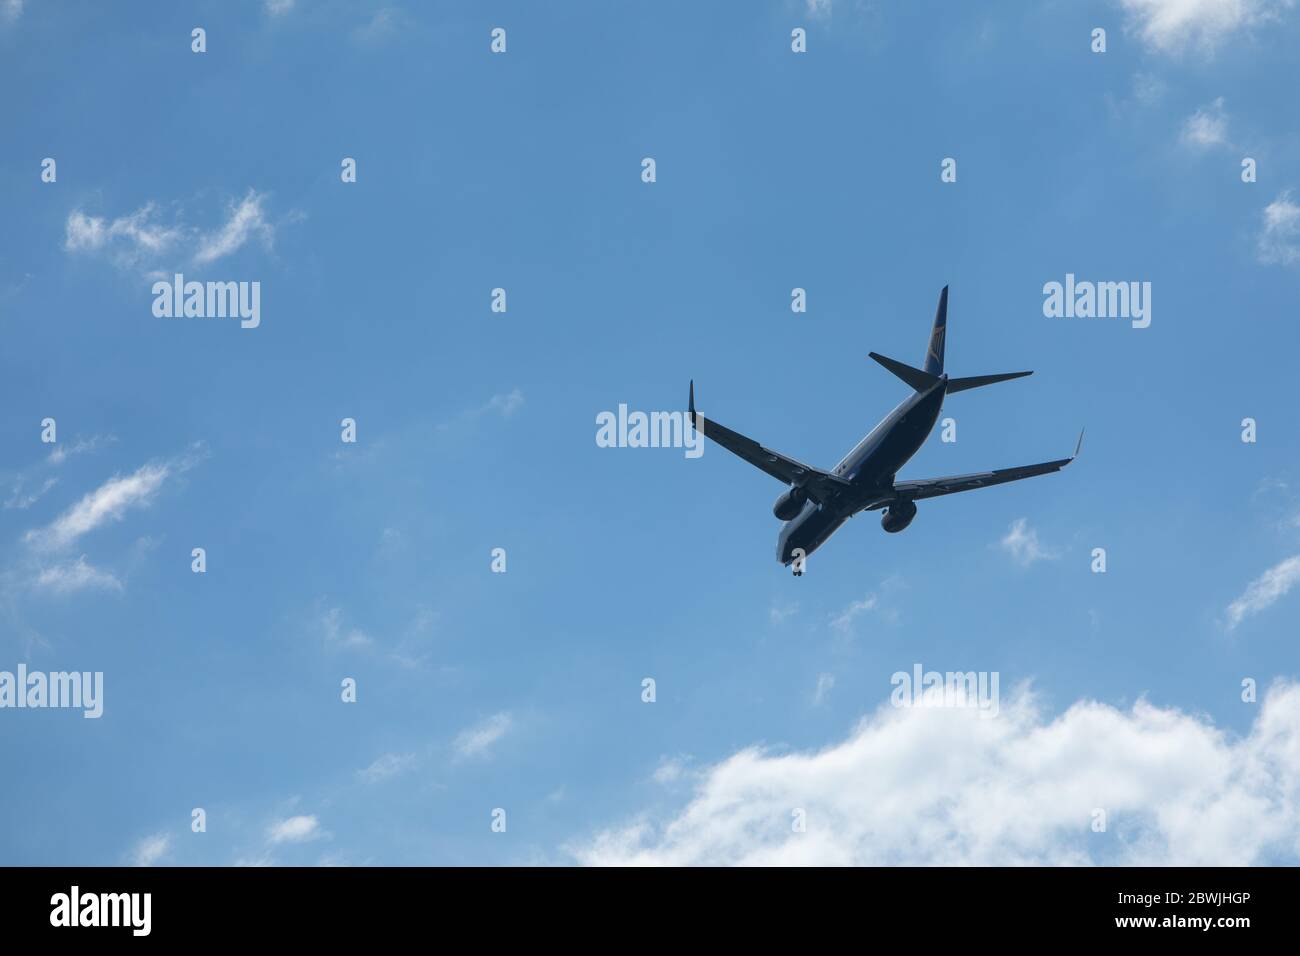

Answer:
[793,567,803,577]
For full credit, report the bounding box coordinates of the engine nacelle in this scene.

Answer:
[880,499,917,533]
[773,487,808,521]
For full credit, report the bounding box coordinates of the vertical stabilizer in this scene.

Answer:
[923,285,948,375]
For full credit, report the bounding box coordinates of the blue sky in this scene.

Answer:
[2,0,1299,866]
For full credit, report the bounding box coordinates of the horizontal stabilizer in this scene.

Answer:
[868,352,940,392]
[945,370,1033,393]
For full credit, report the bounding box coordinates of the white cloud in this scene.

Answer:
[267,815,321,844]
[769,601,798,625]
[653,756,692,785]
[454,712,513,759]
[64,191,280,273]
[4,476,57,511]
[1,1,23,25]
[353,7,407,45]
[26,463,169,551]
[321,606,374,649]
[193,190,275,265]
[1225,554,1300,629]
[264,0,295,15]
[1258,190,1300,266]
[485,389,524,418]
[999,517,1057,566]
[812,673,836,706]
[806,0,833,19]
[64,203,184,269]
[573,680,1300,865]
[1180,96,1229,148]
[437,389,526,433]
[830,594,877,632]
[357,752,416,783]
[130,833,171,867]
[1117,0,1294,54]
[63,211,106,252]
[47,434,115,466]
[33,556,122,594]
[24,446,203,552]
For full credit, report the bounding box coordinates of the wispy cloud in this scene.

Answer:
[357,752,416,784]
[353,7,408,45]
[26,464,166,550]
[64,203,184,269]
[33,556,122,594]
[321,606,374,650]
[1180,96,1229,149]
[1117,0,1293,55]
[1,1,24,26]
[1258,190,1300,266]
[806,0,833,19]
[24,446,204,551]
[4,476,57,511]
[130,833,171,867]
[999,518,1057,566]
[47,434,116,466]
[830,577,902,633]
[653,755,692,785]
[264,0,295,15]
[193,190,275,265]
[485,389,524,418]
[64,190,283,273]
[267,815,321,844]
[830,594,878,632]
[436,389,525,433]
[454,712,513,759]
[1225,555,1300,629]
[812,673,835,706]
[769,601,798,625]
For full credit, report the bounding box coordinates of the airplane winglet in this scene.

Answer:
[688,380,696,425]
[1073,428,1085,460]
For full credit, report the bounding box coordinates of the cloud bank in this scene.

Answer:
[573,681,1300,865]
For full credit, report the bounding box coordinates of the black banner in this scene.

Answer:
[0,866,1282,941]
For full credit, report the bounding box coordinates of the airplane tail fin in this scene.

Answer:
[871,287,1034,395]
[923,285,948,375]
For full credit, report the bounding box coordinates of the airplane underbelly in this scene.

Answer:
[860,400,942,481]
[777,504,848,564]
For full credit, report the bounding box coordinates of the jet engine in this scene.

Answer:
[773,487,808,521]
[880,498,917,533]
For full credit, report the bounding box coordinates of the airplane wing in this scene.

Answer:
[688,381,853,506]
[889,430,1083,502]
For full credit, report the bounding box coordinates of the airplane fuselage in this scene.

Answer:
[777,375,947,565]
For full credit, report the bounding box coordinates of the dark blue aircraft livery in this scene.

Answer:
[688,286,1082,575]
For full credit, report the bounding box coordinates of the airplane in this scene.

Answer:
[688,286,1082,575]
